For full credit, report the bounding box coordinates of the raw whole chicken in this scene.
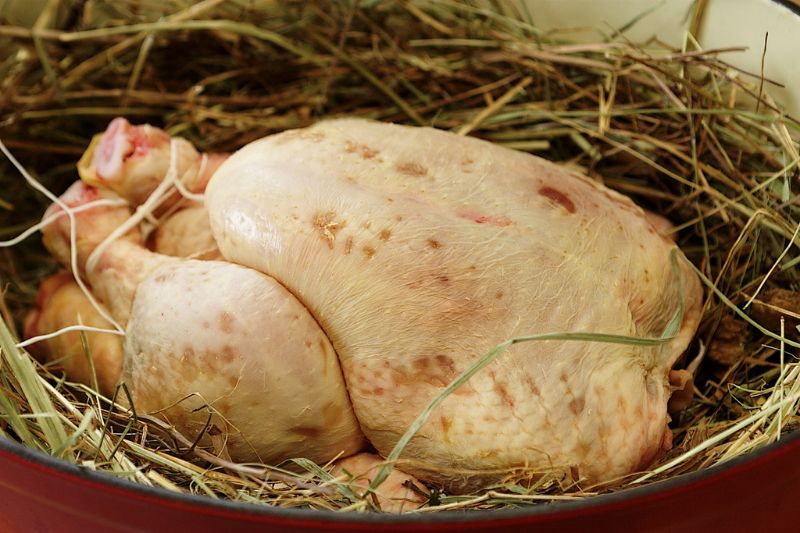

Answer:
[26,117,702,497]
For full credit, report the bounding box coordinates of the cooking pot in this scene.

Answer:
[1,0,799,531]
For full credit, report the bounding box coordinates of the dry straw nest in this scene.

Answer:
[1,0,800,513]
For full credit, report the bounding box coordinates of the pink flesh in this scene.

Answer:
[22,272,73,340]
[92,117,170,182]
[93,118,131,181]
[52,182,100,211]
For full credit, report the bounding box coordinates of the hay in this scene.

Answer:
[1,0,800,512]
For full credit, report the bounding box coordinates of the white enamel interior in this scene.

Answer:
[524,0,800,121]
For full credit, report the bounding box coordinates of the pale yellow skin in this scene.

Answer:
[24,272,123,397]
[38,181,364,467]
[126,258,364,463]
[333,453,428,513]
[34,118,703,496]
[206,119,702,489]
[150,204,220,259]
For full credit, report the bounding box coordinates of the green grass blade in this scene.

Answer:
[0,316,71,458]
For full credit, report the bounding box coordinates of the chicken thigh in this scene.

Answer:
[38,182,364,466]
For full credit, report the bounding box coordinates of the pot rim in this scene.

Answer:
[2,427,799,525]
[4,0,800,525]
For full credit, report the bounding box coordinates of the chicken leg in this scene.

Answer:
[39,180,364,465]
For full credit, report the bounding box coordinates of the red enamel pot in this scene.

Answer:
[2,1,800,532]
[1,431,800,532]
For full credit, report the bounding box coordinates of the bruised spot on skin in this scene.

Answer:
[373,387,385,396]
[569,397,586,415]
[524,375,540,396]
[227,375,239,388]
[395,161,428,177]
[495,291,504,300]
[302,130,326,143]
[202,321,210,329]
[221,346,235,363]
[494,381,515,408]
[575,439,593,458]
[363,245,376,258]
[304,340,313,348]
[200,350,217,366]
[427,238,442,249]
[618,395,629,411]
[154,271,175,283]
[292,425,322,438]
[313,211,343,249]
[458,210,513,227]
[435,273,450,285]
[344,140,380,159]
[219,312,234,334]
[379,229,392,242]
[412,358,430,372]
[440,416,452,439]
[391,355,457,388]
[538,186,576,214]
[435,355,455,375]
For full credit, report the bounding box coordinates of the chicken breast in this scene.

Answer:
[205,118,702,489]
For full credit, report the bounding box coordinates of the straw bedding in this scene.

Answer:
[1,0,799,512]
